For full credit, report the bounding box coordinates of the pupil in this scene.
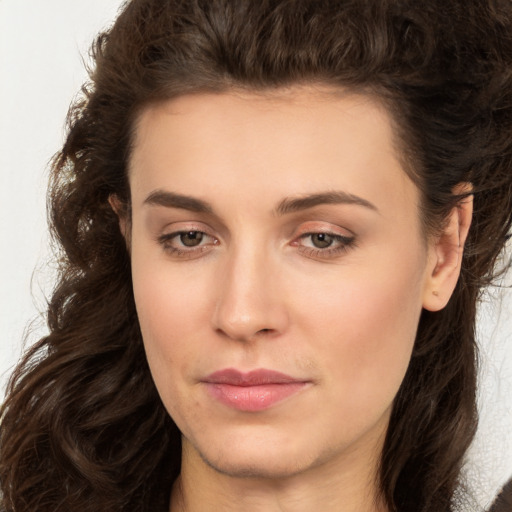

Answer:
[180,231,203,247]
[312,233,333,249]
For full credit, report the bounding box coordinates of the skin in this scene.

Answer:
[119,86,472,512]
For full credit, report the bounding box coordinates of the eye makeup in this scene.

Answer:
[293,232,357,259]
[156,226,357,262]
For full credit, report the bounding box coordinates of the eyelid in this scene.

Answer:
[293,221,355,238]
[158,221,215,237]
[293,233,356,260]
[289,222,357,259]
[156,221,219,257]
[155,221,357,260]
[159,230,216,245]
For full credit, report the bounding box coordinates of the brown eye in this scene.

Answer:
[310,233,334,248]
[180,231,204,247]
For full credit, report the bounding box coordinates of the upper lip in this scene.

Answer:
[203,368,305,386]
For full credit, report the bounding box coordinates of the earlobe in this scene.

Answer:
[422,184,473,312]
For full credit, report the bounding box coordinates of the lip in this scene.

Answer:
[202,368,309,412]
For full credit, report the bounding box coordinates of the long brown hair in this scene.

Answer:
[1,1,512,511]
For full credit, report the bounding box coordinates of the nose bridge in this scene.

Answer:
[212,238,287,341]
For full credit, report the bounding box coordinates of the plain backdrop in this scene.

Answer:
[1,1,511,509]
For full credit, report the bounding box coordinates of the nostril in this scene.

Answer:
[214,326,274,342]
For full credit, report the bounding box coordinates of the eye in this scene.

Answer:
[158,229,218,257]
[293,231,356,259]
[179,231,205,247]
[308,233,336,249]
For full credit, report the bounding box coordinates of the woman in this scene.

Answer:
[0,1,511,511]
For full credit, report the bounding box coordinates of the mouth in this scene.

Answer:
[202,368,310,412]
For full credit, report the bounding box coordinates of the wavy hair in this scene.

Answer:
[1,1,512,511]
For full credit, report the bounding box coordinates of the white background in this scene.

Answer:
[0,1,511,508]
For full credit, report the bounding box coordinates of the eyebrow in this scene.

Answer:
[274,191,378,215]
[143,189,377,215]
[144,190,213,213]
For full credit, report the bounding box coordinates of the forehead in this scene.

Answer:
[129,86,419,221]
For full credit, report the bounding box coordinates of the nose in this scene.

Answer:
[211,246,289,342]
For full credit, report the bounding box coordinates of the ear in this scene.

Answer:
[108,194,130,243]
[422,184,473,311]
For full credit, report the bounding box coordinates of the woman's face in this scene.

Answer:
[128,87,436,480]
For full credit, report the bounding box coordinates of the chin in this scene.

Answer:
[200,451,314,480]
[188,432,327,481]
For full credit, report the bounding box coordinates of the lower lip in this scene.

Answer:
[205,382,307,412]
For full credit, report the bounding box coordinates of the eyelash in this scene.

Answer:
[294,232,356,258]
[158,230,218,258]
[157,230,356,259]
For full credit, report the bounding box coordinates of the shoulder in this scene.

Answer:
[488,478,512,512]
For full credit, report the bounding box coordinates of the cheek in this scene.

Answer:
[130,245,213,393]
[291,251,425,416]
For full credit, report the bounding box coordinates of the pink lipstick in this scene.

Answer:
[203,369,309,412]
